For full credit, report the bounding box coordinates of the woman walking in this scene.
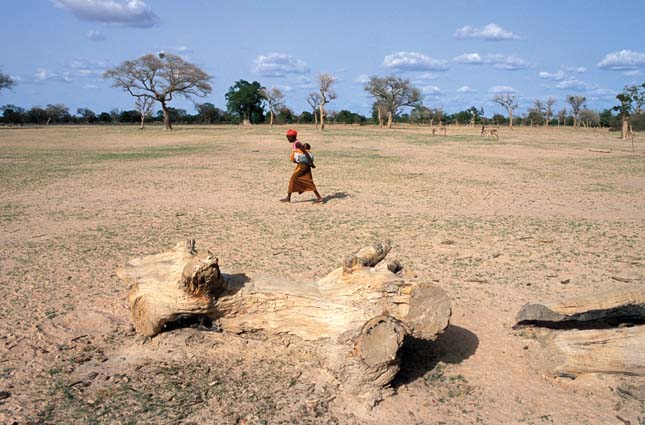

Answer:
[280,129,324,203]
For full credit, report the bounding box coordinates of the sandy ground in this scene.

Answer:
[0,124,643,424]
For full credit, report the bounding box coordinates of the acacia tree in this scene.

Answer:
[135,96,154,129]
[317,73,337,131]
[45,104,70,125]
[306,92,322,129]
[0,72,15,94]
[492,94,518,128]
[371,101,388,128]
[544,97,556,126]
[104,53,212,130]
[260,87,285,128]
[364,75,421,129]
[566,95,587,128]
[557,108,567,126]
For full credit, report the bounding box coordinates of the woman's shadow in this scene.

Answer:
[393,325,479,387]
[322,192,350,203]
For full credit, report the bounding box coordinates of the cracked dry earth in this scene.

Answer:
[0,124,643,424]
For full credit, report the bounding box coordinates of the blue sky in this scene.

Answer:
[1,0,644,117]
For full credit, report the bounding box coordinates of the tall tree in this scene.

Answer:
[566,95,587,128]
[544,97,556,126]
[225,80,265,125]
[195,102,224,124]
[260,87,285,128]
[0,72,15,94]
[45,104,70,125]
[614,83,645,139]
[135,97,154,129]
[306,92,322,129]
[317,73,337,130]
[557,108,567,126]
[76,108,97,124]
[364,75,421,128]
[104,53,212,130]
[492,94,518,128]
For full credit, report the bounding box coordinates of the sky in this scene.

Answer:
[1,0,644,117]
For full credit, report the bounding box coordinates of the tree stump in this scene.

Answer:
[117,240,452,402]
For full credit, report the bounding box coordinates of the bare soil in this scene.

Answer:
[0,124,643,424]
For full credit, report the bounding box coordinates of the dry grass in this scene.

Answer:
[0,124,643,424]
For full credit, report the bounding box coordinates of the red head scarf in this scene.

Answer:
[286,129,298,137]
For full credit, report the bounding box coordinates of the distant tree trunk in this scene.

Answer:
[377,108,383,128]
[319,104,326,130]
[140,113,145,130]
[269,111,274,128]
[387,111,393,129]
[161,101,172,130]
[314,111,318,129]
[621,117,629,139]
[508,109,514,129]
[46,117,51,126]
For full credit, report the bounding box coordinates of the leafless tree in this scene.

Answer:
[306,92,322,129]
[135,97,154,130]
[104,53,212,130]
[566,95,586,128]
[557,108,567,126]
[364,75,422,128]
[45,104,69,126]
[492,94,519,128]
[260,87,285,128]
[317,73,337,130]
[0,72,15,94]
[579,109,600,128]
[373,101,388,128]
[544,97,556,126]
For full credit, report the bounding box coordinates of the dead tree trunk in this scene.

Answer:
[515,286,645,377]
[118,240,452,402]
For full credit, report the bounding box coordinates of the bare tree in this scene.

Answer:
[579,109,600,128]
[544,97,556,126]
[45,104,70,126]
[566,95,586,128]
[104,53,212,130]
[317,73,337,131]
[135,97,154,130]
[306,92,322,129]
[0,72,15,94]
[364,75,422,128]
[372,101,388,128]
[260,87,285,128]
[492,94,519,128]
[557,108,567,126]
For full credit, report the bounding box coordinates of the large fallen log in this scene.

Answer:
[516,286,645,325]
[515,287,645,378]
[117,240,452,402]
[547,326,645,377]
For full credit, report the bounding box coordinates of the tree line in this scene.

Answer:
[1,55,643,136]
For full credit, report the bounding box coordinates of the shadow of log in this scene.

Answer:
[393,325,479,388]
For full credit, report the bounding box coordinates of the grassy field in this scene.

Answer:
[0,124,643,424]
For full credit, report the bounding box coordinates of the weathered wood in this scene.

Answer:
[547,326,645,377]
[515,286,645,325]
[117,240,452,402]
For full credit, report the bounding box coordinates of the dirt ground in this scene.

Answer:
[0,124,643,424]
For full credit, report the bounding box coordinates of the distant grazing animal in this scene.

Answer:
[481,125,499,140]
[432,126,447,136]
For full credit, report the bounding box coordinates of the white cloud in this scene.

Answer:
[69,59,109,78]
[624,70,641,77]
[489,85,517,94]
[383,51,448,72]
[555,78,592,91]
[538,70,566,81]
[34,68,73,83]
[253,53,309,77]
[421,85,441,95]
[86,30,105,41]
[53,0,159,27]
[356,74,370,84]
[453,53,528,70]
[82,84,99,89]
[597,50,645,70]
[454,23,520,41]
[457,86,475,93]
[574,67,587,73]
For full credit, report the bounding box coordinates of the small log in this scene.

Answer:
[515,286,645,325]
[117,240,452,402]
[547,326,645,377]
